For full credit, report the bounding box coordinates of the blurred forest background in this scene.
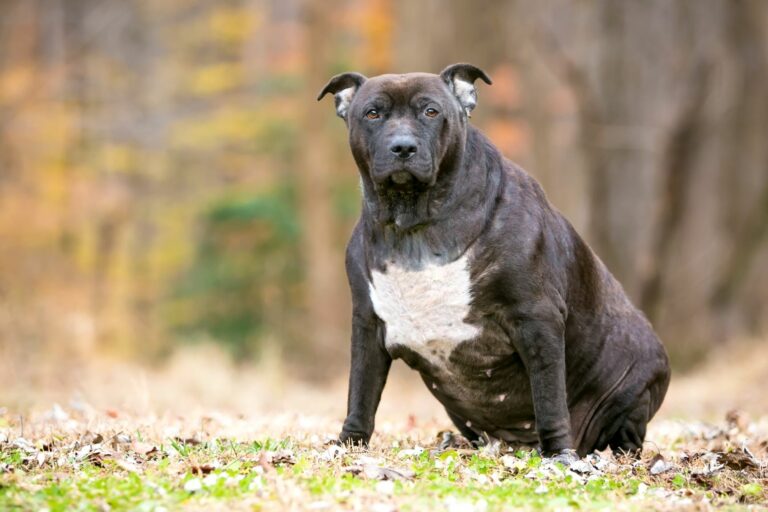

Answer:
[1,0,767,399]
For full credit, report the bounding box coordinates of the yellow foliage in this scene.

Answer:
[209,7,260,44]
[171,105,292,150]
[189,63,244,96]
[100,144,137,174]
[40,162,69,206]
[42,109,76,146]
[153,212,196,275]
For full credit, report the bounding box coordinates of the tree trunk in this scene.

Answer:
[299,0,345,374]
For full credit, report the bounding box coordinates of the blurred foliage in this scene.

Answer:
[169,185,302,358]
[1,0,767,374]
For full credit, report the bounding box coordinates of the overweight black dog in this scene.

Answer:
[318,63,670,461]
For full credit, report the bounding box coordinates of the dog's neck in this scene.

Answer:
[361,126,503,269]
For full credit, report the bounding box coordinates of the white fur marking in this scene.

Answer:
[335,87,356,118]
[498,394,507,402]
[369,255,480,369]
[485,369,493,378]
[452,78,477,114]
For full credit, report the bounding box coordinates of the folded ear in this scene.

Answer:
[317,72,368,120]
[439,63,492,117]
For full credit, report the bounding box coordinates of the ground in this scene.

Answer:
[1,341,767,511]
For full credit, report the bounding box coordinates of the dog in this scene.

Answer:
[318,63,670,460]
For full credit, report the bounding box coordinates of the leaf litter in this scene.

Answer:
[0,403,766,510]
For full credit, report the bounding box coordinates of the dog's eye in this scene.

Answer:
[366,109,380,120]
[425,108,439,118]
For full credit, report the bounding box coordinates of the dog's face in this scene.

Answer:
[318,64,492,192]
[348,73,456,187]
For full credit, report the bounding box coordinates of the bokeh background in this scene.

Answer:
[1,0,767,419]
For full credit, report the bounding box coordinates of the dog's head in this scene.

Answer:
[318,64,491,192]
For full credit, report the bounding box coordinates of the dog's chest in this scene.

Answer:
[368,255,481,366]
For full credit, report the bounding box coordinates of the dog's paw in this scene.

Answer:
[338,431,370,447]
[545,448,580,467]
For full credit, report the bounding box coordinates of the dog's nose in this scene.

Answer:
[389,136,417,159]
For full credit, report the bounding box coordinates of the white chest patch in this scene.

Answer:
[369,255,481,367]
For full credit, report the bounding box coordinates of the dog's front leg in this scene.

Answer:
[513,314,574,458]
[339,314,391,446]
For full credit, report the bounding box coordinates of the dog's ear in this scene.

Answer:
[317,72,368,120]
[440,63,492,117]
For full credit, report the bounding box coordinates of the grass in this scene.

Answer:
[1,408,766,511]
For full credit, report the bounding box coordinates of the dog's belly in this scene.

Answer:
[369,255,536,438]
[369,254,481,367]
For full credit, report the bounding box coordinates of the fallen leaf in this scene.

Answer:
[13,438,36,453]
[397,446,424,458]
[718,450,758,470]
[648,453,674,475]
[319,444,345,461]
[174,436,201,446]
[190,462,218,475]
[132,442,156,455]
[110,433,131,450]
[344,464,414,481]
[569,459,598,475]
[114,458,141,473]
[84,433,104,445]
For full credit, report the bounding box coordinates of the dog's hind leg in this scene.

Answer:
[606,390,650,457]
[585,387,651,457]
[608,363,670,456]
[445,409,482,444]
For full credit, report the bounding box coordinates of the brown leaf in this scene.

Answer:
[87,451,108,467]
[189,463,217,475]
[110,433,131,450]
[81,432,104,445]
[173,437,201,446]
[691,473,714,489]
[718,450,758,471]
[132,442,157,456]
[436,430,472,451]
[38,439,56,452]
[270,450,296,466]
[144,446,160,460]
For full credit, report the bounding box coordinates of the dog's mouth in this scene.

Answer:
[390,171,413,185]
[372,160,436,189]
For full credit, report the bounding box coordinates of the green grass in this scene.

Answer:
[1,415,766,511]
